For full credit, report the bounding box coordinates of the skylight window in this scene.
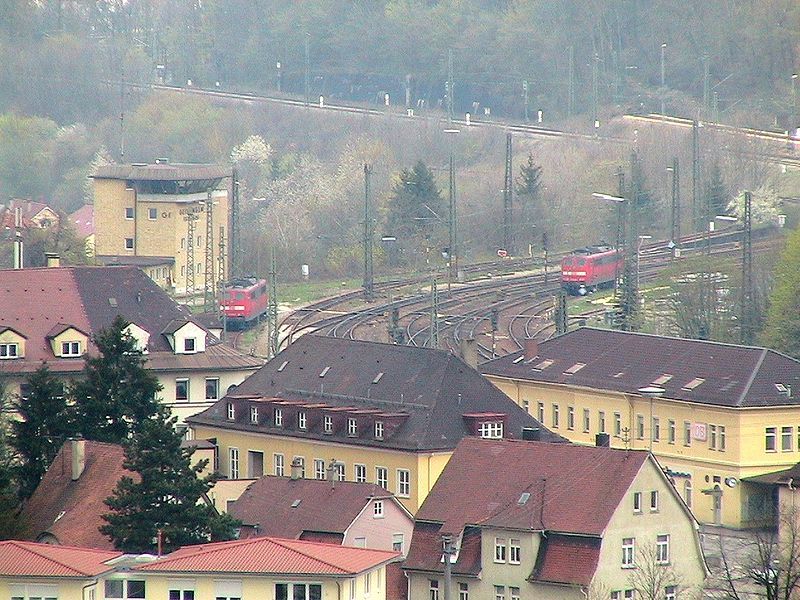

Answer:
[372,372,384,384]
[613,372,625,378]
[512,356,525,364]
[532,359,553,371]
[652,374,673,385]
[518,492,531,505]
[563,362,586,375]
[277,360,288,372]
[319,366,330,378]
[776,383,789,393]
[682,377,705,391]
[291,499,301,508]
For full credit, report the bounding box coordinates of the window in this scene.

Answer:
[176,378,189,402]
[250,405,258,424]
[298,411,307,430]
[335,462,345,481]
[479,421,503,438]
[567,406,575,430]
[229,448,239,479]
[614,412,622,436]
[783,426,793,451]
[684,421,692,446]
[0,342,19,358]
[652,417,660,442]
[665,585,677,600]
[205,378,219,400]
[348,418,358,436]
[274,453,285,476]
[274,584,321,600]
[148,207,157,220]
[392,533,404,553]
[650,490,659,512]
[668,419,676,444]
[125,237,134,249]
[494,585,506,600]
[509,587,520,600]
[105,579,146,598]
[537,402,544,422]
[365,572,371,594]
[375,420,384,439]
[458,582,469,600]
[624,591,635,600]
[374,500,384,517]
[274,408,283,427]
[376,467,388,489]
[429,580,440,600]
[61,341,81,356]
[494,537,507,562]
[633,491,642,513]
[522,399,529,413]
[598,411,606,433]
[314,459,325,480]
[611,593,621,600]
[125,207,134,219]
[656,534,670,564]
[685,479,692,508]
[622,537,635,567]
[397,469,410,497]
[636,414,645,439]
[552,404,559,428]
[226,402,235,420]
[323,415,333,433]
[766,427,777,452]
[184,337,196,353]
[509,538,521,564]
[355,463,367,483]
[720,425,726,451]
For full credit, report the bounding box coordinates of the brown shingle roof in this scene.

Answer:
[19,441,133,550]
[0,541,120,577]
[229,476,400,540]
[187,335,560,451]
[531,534,601,586]
[480,327,800,408]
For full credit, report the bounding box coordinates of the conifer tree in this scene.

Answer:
[71,316,162,443]
[0,384,21,536]
[100,410,239,553]
[706,162,728,218]
[387,160,445,241]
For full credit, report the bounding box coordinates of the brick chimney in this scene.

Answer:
[524,338,539,360]
[71,437,86,481]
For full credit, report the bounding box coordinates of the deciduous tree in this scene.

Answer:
[761,226,800,358]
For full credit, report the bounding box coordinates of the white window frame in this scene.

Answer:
[458,582,469,600]
[226,402,235,420]
[665,585,677,600]
[124,207,134,220]
[124,237,134,250]
[375,420,384,439]
[148,207,157,220]
[614,412,622,436]
[429,579,440,600]
[478,421,503,439]
[323,415,333,433]
[633,491,642,513]
[175,378,189,402]
[348,418,358,436]
[61,340,81,357]
[582,408,590,432]
[598,410,606,433]
[650,490,659,512]
[494,537,507,563]
[397,468,410,497]
[274,408,283,427]
[782,426,793,451]
[355,463,367,483]
[274,453,285,477]
[205,377,219,401]
[250,405,258,424]
[567,405,575,430]
[766,426,777,451]
[494,585,506,600]
[229,447,239,479]
[373,499,384,518]
[314,459,326,480]
[0,342,19,359]
[392,533,404,553]
[509,538,521,564]
[551,404,559,428]
[376,466,388,489]
[622,537,635,567]
[184,337,196,353]
[335,462,345,481]
[298,411,307,430]
[656,534,670,564]
[509,587,520,600]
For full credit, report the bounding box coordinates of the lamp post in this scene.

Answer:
[666,159,680,257]
[660,43,667,116]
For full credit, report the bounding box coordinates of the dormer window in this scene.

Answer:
[479,421,504,439]
[323,415,333,434]
[250,405,258,424]
[61,341,81,357]
[348,418,358,437]
[274,408,283,427]
[0,343,19,359]
[375,420,384,439]
[226,402,235,420]
[298,411,307,430]
[184,338,196,353]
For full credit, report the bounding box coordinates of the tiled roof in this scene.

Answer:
[8,199,53,220]
[146,343,262,372]
[19,441,134,550]
[414,437,648,536]
[135,536,398,575]
[0,540,120,577]
[230,477,398,539]
[480,327,800,408]
[188,335,560,451]
[403,522,482,576]
[531,534,601,586]
[68,204,94,238]
[92,163,231,182]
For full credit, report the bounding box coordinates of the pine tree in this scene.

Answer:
[760,227,800,358]
[386,160,445,241]
[100,410,239,553]
[706,162,728,218]
[12,365,71,499]
[515,153,542,200]
[71,315,162,443]
[0,384,21,536]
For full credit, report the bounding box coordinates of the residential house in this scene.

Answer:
[187,335,560,513]
[480,328,800,529]
[3,200,60,229]
[67,204,94,257]
[0,264,262,423]
[91,161,231,294]
[403,437,708,600]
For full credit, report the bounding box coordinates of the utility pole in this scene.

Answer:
[217,226,226,329]
[203,189,215,313]
[231,169,240,278]
[442,535,455,600]
[304,33,310,107]
[555,291,568,336]
[542,231,549,284]
[660,43,667,116]
[363,164,374,300]
[522,80,530,122]
[268,247,279,358]
[700,156,713,341]
[702,54,710,118]
[614,170,625,295]
[12,207,23,269]
[429,277,439,349]
[691,120,701,232]
[740,191,754,345]
[448,150,456,295]
[568,46,575,118]
[446,48,454,123]
[669,158,680,254]
[184,206,198,305]
[502,132,514,255]
[119,66,125,161]
[592,53,599,127]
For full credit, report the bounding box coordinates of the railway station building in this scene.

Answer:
[480,327,800,529]
[186,335,561,513]
[90,160,231,297]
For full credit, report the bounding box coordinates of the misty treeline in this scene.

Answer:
[1,1,798,128]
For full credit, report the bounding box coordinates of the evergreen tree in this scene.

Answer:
[515,153,542,200]
[0,383,21,537]
[12,366,71,499]
[705,162,728,218]
[71,315,162,443]
[761,227,800,358]
[100,410,239,553]
[386,160,445,242]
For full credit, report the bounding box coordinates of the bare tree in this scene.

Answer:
[628,541,689,600]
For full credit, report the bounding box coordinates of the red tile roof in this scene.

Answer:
[230,476,400,540]
[68,204,94,238]
[0,540,120,577]
[403,522,482,576]
[19,441,134,550]
[531,534,601,586]
[135,537,399,576]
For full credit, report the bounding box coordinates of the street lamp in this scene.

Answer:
[660,43,667,116]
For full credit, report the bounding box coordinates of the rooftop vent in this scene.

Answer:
[682,377,705,391]
[563,362,586,375]
[154,157,169,164]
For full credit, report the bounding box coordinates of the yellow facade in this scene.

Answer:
[487,375,800,528]
[0,578,97,600]
[191,424,452,513]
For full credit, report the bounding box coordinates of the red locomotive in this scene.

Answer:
[561,245,623,295]
[220,277,268,329]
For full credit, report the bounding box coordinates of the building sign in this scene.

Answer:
[692,422,707,441]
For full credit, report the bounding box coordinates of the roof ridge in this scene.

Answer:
[735,348,768,407]
[68,268,94,340]
[6,540,91,576]
[268,537,350,573]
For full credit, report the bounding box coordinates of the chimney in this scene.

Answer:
[45,252,60,268]
[71,437,86,481]
[522,427,541,441]
[596,433,611,448]
[326,459,338,487]
[290,457,303,481]
[523,338,539,360]
[460,337,478,369]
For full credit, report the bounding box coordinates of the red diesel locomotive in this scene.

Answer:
[220,277,268,329]
[561,245,624,295]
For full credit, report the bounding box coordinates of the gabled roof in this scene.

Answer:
[0,540,120,577]
[45,323,88,339]
[481,327,800,408]
[162,318,199,335]
[19,441,134,550]
[8,199,55,221]
[135,536,398,576]
[68,204,94,238]
[230,477,406,540]
[188,335,560,451]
